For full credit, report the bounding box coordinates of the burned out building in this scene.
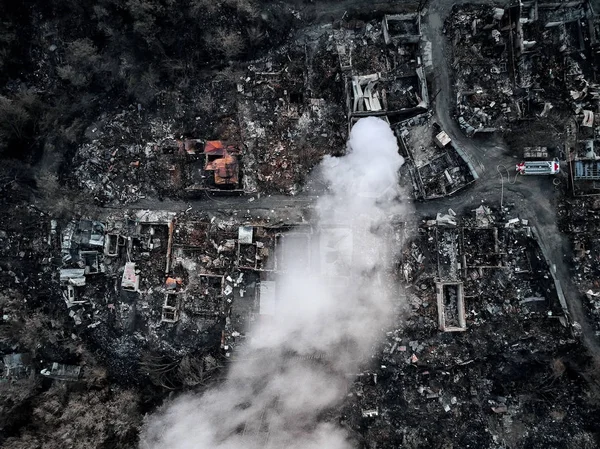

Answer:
[382,13,421,46]
[237,46,347,195]
[40,362,82,382]
[396,113,477,199]
[448,1,600,139]
[335,202,595,447]
[340,14,430,131]
[2,353,33,381]
[184,140,243,194]
[398,205,569,334]
[567,109,600,195]
[332,13,482,202]
[449,5,520,135]
[559,193,600,336]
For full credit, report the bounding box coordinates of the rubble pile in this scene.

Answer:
[239,45,346,194]
[559,196,600,334]
[447,5,517,135]
[339,205,598,447]
[531,2,595,108]
[70,83,247,204]
[236,14,431,195]
[71,108,184,204]
[396,113,476,199]
[448,1,600,143]
[69,38,348,199]
[3,195,599,447]
[339,14,430,131]
[0,206,93,385]
[63,12,489,204]
[324,13,479,202]
[51,207,308,381]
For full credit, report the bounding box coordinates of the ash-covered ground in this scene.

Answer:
[1,1,600,448]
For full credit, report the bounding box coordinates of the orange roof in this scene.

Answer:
[205,154,239,185]
[204,140,240,155]
[204,140,225,155]
[165,277,183,289]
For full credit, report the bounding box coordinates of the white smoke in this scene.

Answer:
[140,117,407,449]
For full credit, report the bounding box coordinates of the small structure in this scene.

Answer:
[238,226,254,245]
[362,409,379,418]
[567,137,600,195]
[436,282,466,332]
[161,293,180,323]
[336,43,353,72]
[61,220,105,264]
[40,362,81,381]
[199,275,224,299]
[104,234,119,257]
[382,13,421,45]
[574,160,600,180]
[80,251,100,274]
[62,284,87,307]
[204,141,240,188]
[2,353,32,380]
[62,220,105,253]
[237,226,276,271]
[121,262,139,292]
[434,131,451,148]
[59,268,86,287]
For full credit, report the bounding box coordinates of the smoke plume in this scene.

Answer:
[140,117,407,449]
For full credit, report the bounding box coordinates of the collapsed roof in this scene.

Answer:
[204,141,240,187]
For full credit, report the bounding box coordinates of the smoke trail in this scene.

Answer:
[140,117,407,449]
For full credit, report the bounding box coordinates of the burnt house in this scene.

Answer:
[203,141,241,189]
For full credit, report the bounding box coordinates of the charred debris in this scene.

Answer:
[447,0,599,136]
[341,205,598,448]
[559,194,600,338]
[448,0,600,342]
[67,10,477,204]
[446,0,600,183]
[3,198,598,447]
[2,1,600,448]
